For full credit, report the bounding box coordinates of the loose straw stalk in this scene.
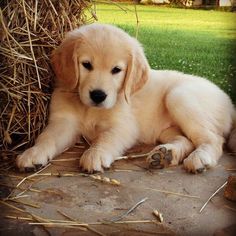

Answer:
[0,0,94,153]
[199,181,227,213]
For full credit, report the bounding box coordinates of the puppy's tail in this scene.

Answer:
[228,109,236,153]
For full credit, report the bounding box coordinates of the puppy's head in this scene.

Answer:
[51,23,150,109]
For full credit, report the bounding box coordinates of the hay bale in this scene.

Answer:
[0,0,94,155]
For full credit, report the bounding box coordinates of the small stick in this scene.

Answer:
[113,169,139,172]
[28,172,121,185]
[199,181,227,213]
[109,197,148,222]
[7,195,29,200]
[8,199,40,209]
[57,210,80,222]
[57,210,105,236]
[5,215,87,223]
[29,219,156,226]
[145,187,200,199]
[6,215,34,221]
[30,213,51,224]
[0,200,26,213]
[115,152,152,161]
[6,215,154,226]
[33,172,80,177]
[16,163,51,187]
[33,0,38,31]
[57,210,87,231]
[29,222,89,227]
[104,219,157,225]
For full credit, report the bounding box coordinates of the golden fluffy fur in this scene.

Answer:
[16,24,236,173]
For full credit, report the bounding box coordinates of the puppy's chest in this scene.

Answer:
[79,113,109,141]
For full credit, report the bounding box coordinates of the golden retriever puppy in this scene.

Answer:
[16,23,236,173]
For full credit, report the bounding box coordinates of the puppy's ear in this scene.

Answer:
[124,42,150,102]
[51,38,79,90]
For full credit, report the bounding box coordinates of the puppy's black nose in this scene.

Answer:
[90,89,107,104]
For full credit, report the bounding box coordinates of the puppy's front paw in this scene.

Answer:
[16,147,50,172]
[80,148,114,172]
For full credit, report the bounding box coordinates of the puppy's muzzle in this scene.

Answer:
[90,89,107,104]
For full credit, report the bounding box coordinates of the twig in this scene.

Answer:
[115,151,151,161]
[32,172,81,177]
[0,200,26,213]
[6,215,34,221]
[16,163,51,187]
[29,222,89,226]
[24,172,121,186]
[113,169,139,172]
[145,187,200,199]
[199,181,227,213]
[109,197,148,222]
[57,210,105,236]
[5,215,86,223]
[8,199,40,209]
[7,195,30,200]
[33,0,38,31]
[29,219,156,226]
[57,210,77,221]
[57,210,87,231]
[5,211,155,227]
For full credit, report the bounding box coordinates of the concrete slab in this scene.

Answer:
[0,145,236,236]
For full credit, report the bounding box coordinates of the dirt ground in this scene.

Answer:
[0,144,236,236]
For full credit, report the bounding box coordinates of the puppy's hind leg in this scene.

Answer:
[147,127,194,169]
[165,87,225,173]
[183,132,224,173]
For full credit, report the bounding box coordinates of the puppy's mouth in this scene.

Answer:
[90,102,105,108]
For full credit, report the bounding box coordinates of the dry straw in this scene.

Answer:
[0,0,95,155]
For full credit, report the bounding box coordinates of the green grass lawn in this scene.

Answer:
[87,3,236,102]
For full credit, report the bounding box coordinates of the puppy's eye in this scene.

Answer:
[82,61,93,71]
[111,66,122,75]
